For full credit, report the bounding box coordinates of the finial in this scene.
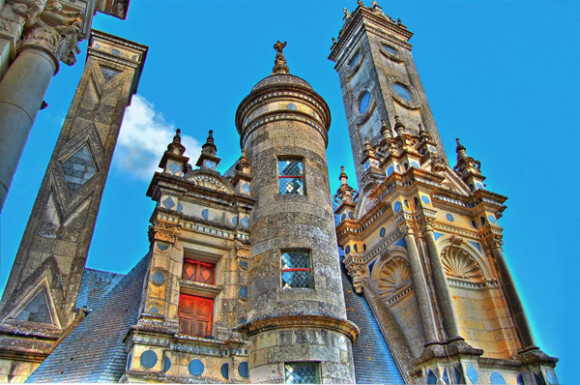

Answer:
[343,8,351,19]
[371,0,381,10]
[397,18,407,28]
[380,118,390,136]
[272,40,289,75]
[456,138,466,152]
[357,0,365,7]
[201,129,217,155]
[332,37,337,44]
[166,128,186,155]
[339,165,348,182]
[394,115,405,132]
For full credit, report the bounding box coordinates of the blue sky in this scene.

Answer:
[1,0,577,382]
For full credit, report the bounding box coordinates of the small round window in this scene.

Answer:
[393,83,413,102]
[382,44,397,55]
[358,92,371,114]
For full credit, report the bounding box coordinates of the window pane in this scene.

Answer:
[279,177,304,195]
[279,159,303,176]
[284,362,320,384]
[281,251,310,269]
[282,271,312,289]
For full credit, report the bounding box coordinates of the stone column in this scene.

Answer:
[0,3,84,212]
[422,223,462,341]
[400,222,440,345]
[0,46,56,210]
[488,235,537,350]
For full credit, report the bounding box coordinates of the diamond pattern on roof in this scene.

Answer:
[61,144,97,193]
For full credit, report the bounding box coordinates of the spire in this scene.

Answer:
[272,40,289,75]
[201,129,217,155]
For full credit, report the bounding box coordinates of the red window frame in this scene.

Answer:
[182,258,215,284]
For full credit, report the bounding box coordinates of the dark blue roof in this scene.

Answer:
[27,256,148,383]
[75,268,125,311]
[341,255,405,384]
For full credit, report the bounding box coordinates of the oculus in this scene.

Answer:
[393,83,413,102]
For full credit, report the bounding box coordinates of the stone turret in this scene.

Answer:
[235,41,357,384]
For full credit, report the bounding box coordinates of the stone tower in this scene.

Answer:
[0,30,146,381]
[329,2,558,384]
[235,42,358,383]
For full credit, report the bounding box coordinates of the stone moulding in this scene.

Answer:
[238,315,360,342]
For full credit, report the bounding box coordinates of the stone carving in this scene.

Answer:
[187,174,231,193]
[17,0,84,65]
[148,222,181,244]
[375,257,412,298]
[441,246,484,282]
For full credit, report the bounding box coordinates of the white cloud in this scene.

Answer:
[116,95,201,180]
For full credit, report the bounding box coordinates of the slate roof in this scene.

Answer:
[75,268,125,311]
[341,255,404,384]
[27,256,148,383]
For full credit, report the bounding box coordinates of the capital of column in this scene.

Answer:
[485,232,503,250]
[398,219,417,236]
[17,2,85,70]
[344,254,367,294]
[148,222,181,245]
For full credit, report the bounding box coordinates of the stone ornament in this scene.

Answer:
[0,0,86,66]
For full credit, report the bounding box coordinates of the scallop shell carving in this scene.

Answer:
[376,258,412,297]
[187,175,230,193]
[441,247,484,282]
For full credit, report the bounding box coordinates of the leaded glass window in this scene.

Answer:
[284,362,320,384]
[281,250,313,289]
[278,158,305,195]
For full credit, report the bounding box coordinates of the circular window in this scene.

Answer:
[202,209,209,220]
[287,103,297,111]
[421,195,431,205]
[393,83,413,102]
[358,91,371,114]
[380,227,386,237]
[446,213,455,222]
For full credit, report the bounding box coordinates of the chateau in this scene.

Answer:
[0,0,559,383]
